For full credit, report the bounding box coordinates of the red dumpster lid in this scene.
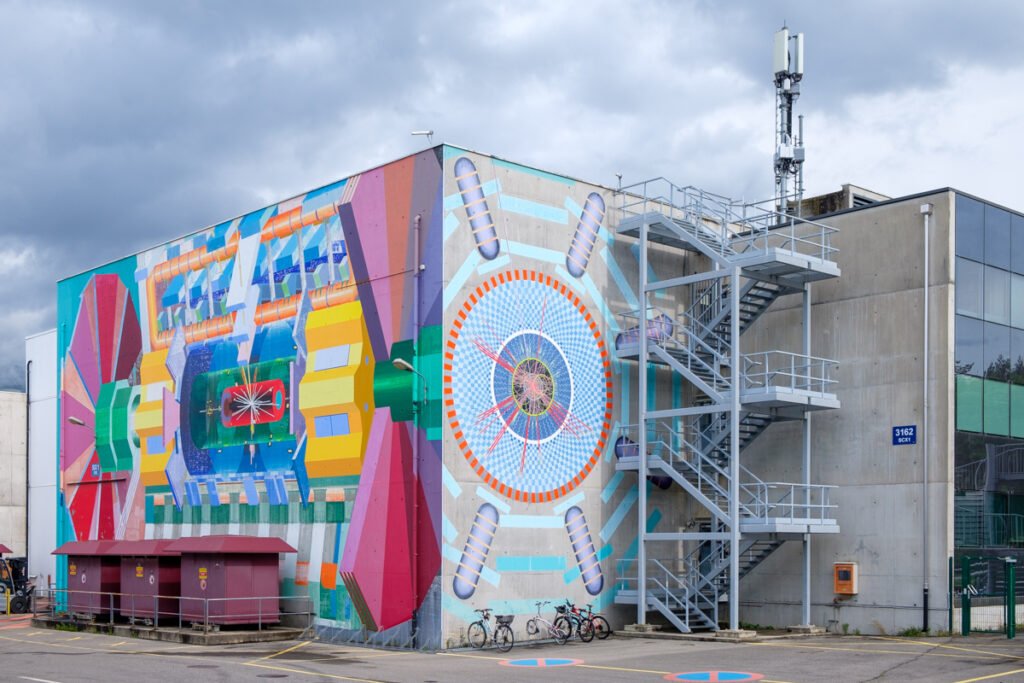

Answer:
[164,535,296,554]
[0,543,11,554]
[52,540,122,556]
[109,539,180,557]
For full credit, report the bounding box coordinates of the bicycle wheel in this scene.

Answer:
[495,624,514,652]
[591,615,611,639]
[553,615,572,639]
[551,624,568,646]
[577,617,595,642]
[525,617,538,635]
[467,620,487,648]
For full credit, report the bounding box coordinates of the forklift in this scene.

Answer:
[0,544,33,614]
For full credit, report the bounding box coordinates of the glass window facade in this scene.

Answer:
[955,193,1024,554]
[955,194,1024,432]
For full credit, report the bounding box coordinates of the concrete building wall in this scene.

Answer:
[26,329,57,586]
[0,390,26,558]
[739,191,955,634]
[438,149,683,645]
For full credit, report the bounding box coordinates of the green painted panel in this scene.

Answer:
[957,375,983,432]
[1013,385,1024,438]
[984,379,1010,436]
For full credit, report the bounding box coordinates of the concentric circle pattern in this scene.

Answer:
[445,270,612,502]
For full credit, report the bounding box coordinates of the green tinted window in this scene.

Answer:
[984,379,1010,436]
[957,375,983,432]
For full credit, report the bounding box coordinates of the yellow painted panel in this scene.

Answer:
[139,350,171,385]
[305,433,365,478]
[134,401,164,436]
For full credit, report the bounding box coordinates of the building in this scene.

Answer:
[0,390,26,561]
[46,141,1021,644]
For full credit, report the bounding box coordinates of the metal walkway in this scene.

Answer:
[612,178,841,633]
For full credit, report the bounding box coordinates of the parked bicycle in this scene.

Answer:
[467,608,514,652]
[525,600,568,645]
[577,601,611,639]
[554,600,594,642]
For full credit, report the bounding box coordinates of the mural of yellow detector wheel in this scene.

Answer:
[444,269,612,502]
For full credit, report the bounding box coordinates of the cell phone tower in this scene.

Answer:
[773,26,805,216]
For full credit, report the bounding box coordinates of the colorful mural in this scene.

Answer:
[57,145,665,647]
[58,149,445,642]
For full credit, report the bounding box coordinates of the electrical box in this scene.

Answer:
[834,562,858,595]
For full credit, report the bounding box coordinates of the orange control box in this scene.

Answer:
[834,562,858,595]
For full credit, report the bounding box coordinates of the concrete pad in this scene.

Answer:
[30,615,303,645]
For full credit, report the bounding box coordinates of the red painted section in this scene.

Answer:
[219,379,286,427]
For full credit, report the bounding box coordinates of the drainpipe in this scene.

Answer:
[920,202,933,632]
[25,360,31,564]
[412,213,422,648]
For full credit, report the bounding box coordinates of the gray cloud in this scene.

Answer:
[2,0,1022,389]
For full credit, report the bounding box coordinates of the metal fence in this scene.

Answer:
[951,555,1019,638]
[33,588,313,634]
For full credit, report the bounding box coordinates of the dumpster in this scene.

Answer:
[52,540,121,618]
[113,539,180,623]
[165,535,296,626]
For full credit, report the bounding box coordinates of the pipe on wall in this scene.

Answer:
[921,202,933,632]
[24,360,31,565]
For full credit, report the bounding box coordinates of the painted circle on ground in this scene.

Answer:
[664,673,764,682]
[444,270,612,502]
[500,658,582,667]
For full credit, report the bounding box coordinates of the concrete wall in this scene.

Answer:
[26,329,57,586]
[0,390,26,558]
[740,191,955,634]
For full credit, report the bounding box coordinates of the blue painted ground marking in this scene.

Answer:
[501,658,581,668]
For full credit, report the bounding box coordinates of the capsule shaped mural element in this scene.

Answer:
[454,157,500,260]
[564,505,603,595]
[453,502,499,599]
[566,193,605,278]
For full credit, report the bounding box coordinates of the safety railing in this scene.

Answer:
[955,512,1024,549]
[618,177,839,263]
[616,308,732,394]
[742,350,838,395]
[33,588,313,633]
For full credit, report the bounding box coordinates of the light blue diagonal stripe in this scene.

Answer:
[592,585,618,612]
[443,212,460,242]
[488,598,566,615]
[553,492,585,515]
[443,250,482,309]
[600,246,639,310]
[442,592,480,624]
[501,515,563,529]
[622,509,664,562]
[506,240,564,265]
[441,513,458,543]
[442,464,462,499]
[563,542,612,584]
[555,265,585,292]
[601,471,624,503]
[477,252,510,275]
[443,179,501,211]
[475,486,511,514]
[600,485,638,543]
[498,195,568,224]
[581,272,620,334]
[492,158,575,186]
[443,543,500,588]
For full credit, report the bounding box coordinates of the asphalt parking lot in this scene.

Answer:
[2,613,1024,682]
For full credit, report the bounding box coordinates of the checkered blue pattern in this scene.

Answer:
[451,276,606,496]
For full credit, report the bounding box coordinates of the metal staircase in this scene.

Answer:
[612,179,841,632]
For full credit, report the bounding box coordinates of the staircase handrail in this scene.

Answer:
[954,459,986,491]
[742,350,838,394]
[618,178,839,263]
[616,308,732,391]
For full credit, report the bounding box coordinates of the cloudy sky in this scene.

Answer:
[3,0,1024,390]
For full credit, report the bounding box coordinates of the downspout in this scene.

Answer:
[920,202,933,632]
[412,212,422,647]
[24,360,31,564]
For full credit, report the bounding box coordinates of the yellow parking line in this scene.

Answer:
[866,636,1024,661]
[753,642,1006,660]
[253,639,310,661]
[437,652,504,661]
[577,663,671,675]
[243,660,384,682]
[954,668,1024,682]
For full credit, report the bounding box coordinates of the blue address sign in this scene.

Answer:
[893,425,917,445]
